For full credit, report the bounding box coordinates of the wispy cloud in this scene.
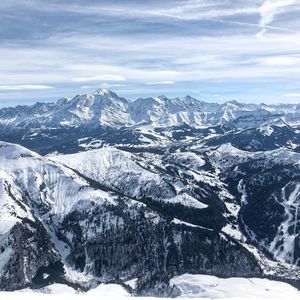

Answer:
[81,83,126,89]
[0,85,53,91]
[0,0,300,103]
[2,0,257,21]
[284,93,300,97]
[258,0,297,36]
[146,81,175,85]
[72,74,126,82]
[259,55,300,66]
[9,0,297,35]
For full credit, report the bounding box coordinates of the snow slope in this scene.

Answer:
[1,275,299,300]
[0,141,117,289]
[52,147,209,210]
[171,274,300,299]
[0,141,113,218]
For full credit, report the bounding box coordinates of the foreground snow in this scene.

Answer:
[171,274,300,299]
[1,274,299,300]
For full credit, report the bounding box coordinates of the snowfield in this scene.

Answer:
[0,274,299,300]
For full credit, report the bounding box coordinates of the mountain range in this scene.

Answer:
[0,89,300,295]
[1,88,300,130]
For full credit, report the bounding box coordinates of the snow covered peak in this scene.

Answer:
[94,88,110,95]
[56,97,71,106]
[155,95,168,102]
[47,89,132,127]
[92,88,128,104]
[224,100,243,107]
[65,89,128,108]
[92,88,128,103]
[0,141,37,160]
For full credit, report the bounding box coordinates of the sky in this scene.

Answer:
[1,0,300,106]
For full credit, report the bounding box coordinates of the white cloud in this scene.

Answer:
[1,33,300,87]
[81,83,126,89]
[6,0,281,35]
[99,83,127,88]
[72,74,126,82]
[258,0,297,36]
[1,33,300,90]
[7,0,258,21]
[284,93,300,97]
[0,0,300,104]
[146,81,175,85]
[80,85,96,89]
[259,55,300,66]
[15,0,298,36]
[150,3,259,21]
[0,85,53,91]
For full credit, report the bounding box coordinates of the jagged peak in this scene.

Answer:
[56,97,71,106]
[183,95,195,101]
[93,88,123,99]
[156,95,168,101]
[92,88,129,105]
[132,96,168,106]
[224,99,243,107]
[94,88,112,96]
[176,95,200,104]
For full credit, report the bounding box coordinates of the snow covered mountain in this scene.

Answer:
[0,139,299,293]
[1,88,300,155]
[1,88,300,132]
[0,141,263,291]
[1,89,300,295]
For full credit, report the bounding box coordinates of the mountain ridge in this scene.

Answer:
[1,88,300,131]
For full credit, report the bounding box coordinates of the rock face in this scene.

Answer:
[0,219,61,290]
[0,89,300,293]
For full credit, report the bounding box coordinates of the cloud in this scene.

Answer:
[149,3,259,21]
[3,0,258,21]
[284,93,300,97]
[0,0,300,104]
[12,0,297,36]
[215,18,297,34]
[146,81,175,85]
[1,33,300,86]
[0,85,53,91]
[72,74,126,82]
[258,0,297,36]
[81,83,126,89]
[258,55,300,66]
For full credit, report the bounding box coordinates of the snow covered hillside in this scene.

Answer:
[1,274,299,300]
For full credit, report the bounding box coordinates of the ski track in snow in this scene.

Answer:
[270,183,300,264]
